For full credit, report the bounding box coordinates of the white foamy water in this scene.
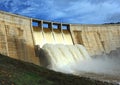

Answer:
[42,44,91,73]
[42,44,120,76]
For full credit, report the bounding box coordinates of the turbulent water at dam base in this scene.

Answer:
[40,44,120,83]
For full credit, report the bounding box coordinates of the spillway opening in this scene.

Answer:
[62,24,69,30]
[52,24,59,29]
[43,23,49,28]
[32,21,39,27]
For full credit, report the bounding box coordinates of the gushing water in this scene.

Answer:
[41,44,120,83]
[42,44,91,73]
[41,44,120,77]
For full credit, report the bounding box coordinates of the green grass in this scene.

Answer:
[12,72,53,85]
[0,54,115,85]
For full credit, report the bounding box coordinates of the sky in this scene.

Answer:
[0,0,120,24]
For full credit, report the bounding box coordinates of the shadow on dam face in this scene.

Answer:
[37,44,120,84]
[38,48,51,67]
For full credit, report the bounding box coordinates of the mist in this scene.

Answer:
[41,44,120,77]
[73,55,120,76]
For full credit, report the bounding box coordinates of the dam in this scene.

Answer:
[0,11,120,84]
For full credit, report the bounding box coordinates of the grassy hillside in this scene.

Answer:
[0,54,115,85]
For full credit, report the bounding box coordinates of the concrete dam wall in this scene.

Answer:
[0,11,120,66]
[0,11,40,65]
[70,24,120,56]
